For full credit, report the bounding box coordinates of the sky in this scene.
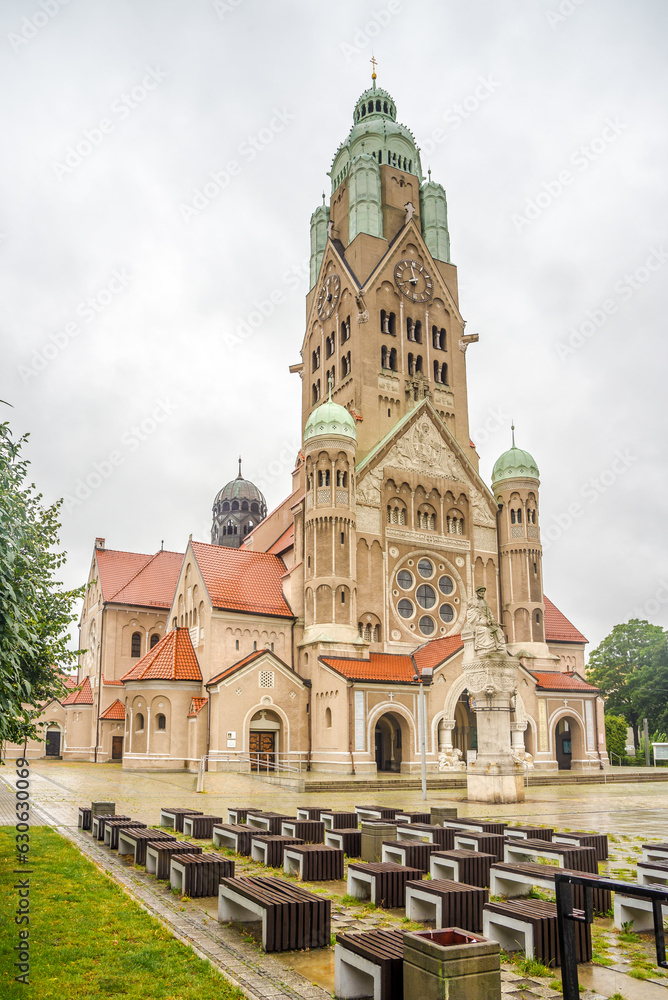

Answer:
[2,0,667,657]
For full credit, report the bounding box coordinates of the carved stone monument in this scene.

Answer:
[462,587,526,802]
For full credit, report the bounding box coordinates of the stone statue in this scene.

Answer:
[466,586,506,655]
[438,746,466,772]
[511,748,534,769]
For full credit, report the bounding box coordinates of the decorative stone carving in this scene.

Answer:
[465,586,506,658]
[438,746,466,771]
[511,748,534,769]
[356,468,382,506]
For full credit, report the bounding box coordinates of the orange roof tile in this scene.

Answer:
[102,676,124,686]
[120,628,202,683]
[188,697,208,717]
[267,524,295,556]
[191,541,293,618]
[531,671,598,692]
[207,649,265,686]
[413,635,464,672]
[62,677,93,705]
[544,596,588,644]
[63,675,78,690]
[321,635,463,683]
[99,699,126,720]
[97,548,183,609]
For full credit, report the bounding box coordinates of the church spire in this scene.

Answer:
[237,455,242,479]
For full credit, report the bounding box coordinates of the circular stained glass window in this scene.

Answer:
[417,558,434,579]
[398,599,414,619]
[416,584,436,609]
[438,575,454,595]
[419,616,435,636]
[397,569,413,590]
[439,604,454,623]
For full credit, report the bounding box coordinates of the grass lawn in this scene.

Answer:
[0,826,245,999]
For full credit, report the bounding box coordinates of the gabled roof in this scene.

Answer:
[267,524,294,556]
[206,648,300,688]
[321,634,463,683]
[120,627,202,683]
[188,697,208,717]
[531,671,598,692]
[99,699,125,720]
[102,676,124,686]
[544,596,588,644]
[62,676,93,705]
[96,547,183,609]
[190,541,293,618]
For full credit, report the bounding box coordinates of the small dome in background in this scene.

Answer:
[211,459,268,548]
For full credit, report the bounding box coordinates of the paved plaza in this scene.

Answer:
[3,761,668,1000]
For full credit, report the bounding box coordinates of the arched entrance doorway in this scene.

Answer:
[45,723,62,758]
[374,713,405,772]
[453,691,477,755]
[249,709,281,772]
[554,716,584,770]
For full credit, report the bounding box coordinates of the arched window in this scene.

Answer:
[232,500,239,511]
[380,310,396,336]
[312,349,320,372]
[389,348,397,371]
[156,713,166,730]
[414,321,422,344]
[336,470,347,487]
[341,316,351,343]
[408,353,414,376]
[415,355,423,374]
[318,469,331,487]
[417,504,437,530]
[446,511,464,535]
[131,632,141,658]
[222,501,230,512]
[150,633,160,649]
[381,345,388,369]
[135,712,144,731]
[325,706,332,728]
[386,500,407,525]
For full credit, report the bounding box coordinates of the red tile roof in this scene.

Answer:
[267,524,294,556]
[207,649,265,686]
[531,671,598,692]
[120,628,202,683]
[191,541,293,618]
[321,634,463,683]
[63,675,78,690]
[99,699,126,720]
[544,596,588,644]
[188,697,208,717]
[96,548,183,609]
[62,677,94,705]
[102,676,124,686]
[413,635,464,672]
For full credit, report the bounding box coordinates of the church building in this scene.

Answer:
[8,76,606,773]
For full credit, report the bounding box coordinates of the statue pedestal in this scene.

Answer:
[467,753,525,803]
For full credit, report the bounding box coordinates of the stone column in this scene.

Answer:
[511,722,527,751]
[438,719,455,753]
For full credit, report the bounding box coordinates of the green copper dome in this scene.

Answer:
[492,432,540,485]
[304,398,357,444]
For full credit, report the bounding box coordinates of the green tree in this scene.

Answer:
[0,419,82,747]
[586,620,666,745]
[635,635,668,740]
[604,714,629,763]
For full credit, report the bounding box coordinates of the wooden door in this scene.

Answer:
[45,730,61,757]
[111,736,123,761]
[249,731,275,771]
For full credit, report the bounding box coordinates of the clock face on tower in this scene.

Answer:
[317,272,340,320]
[394,258,433,302]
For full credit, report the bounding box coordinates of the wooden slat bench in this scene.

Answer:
[489,861,611,915]
[159,807,203,832]
[394,811,431,825]
[552,831,608,861]
[641,842,668,864]
[283,844,344,881]
[396,823,463,850]
[355,806,399,821]
[347,862,422,908]
[504,825,554,842]
[296,806,330,821]
[614,891,668,931]
[212,824,270,855]
[453,831,505,862]
[145,841,202,879]
[280,819,324,843]
[78,807,91,831]
[250,835,304,867]
[227,807,249,825]
[321,811,358,830]
[170,852,234,897]
[104,820,146,850]
[218,875,331,951]
[483,898,591,965]
[93,814,130,841]
[381,839,437,873]
[324,828,362,857]
[246,811,295,835]
[335,929,404,1000]
[503,838,598,873]
[405,878,488,932]
[637,860,668,886]
[117,827,175,865]
[430,849,495,888]
[441,818,506,835]
[182,815,223,839]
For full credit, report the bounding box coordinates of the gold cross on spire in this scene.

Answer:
[370,55,377,80]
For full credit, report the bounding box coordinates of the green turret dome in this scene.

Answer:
[304,398,357,444]
[492,431,540,485]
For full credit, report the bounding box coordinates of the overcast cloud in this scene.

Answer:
[1,0,666,656]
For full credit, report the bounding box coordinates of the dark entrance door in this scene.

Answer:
[374,728,385,771]
[556,730,572,770]
[45,730,61,757]
[112,736,123,761]
[249,731,275,771]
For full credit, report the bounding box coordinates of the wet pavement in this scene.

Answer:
[3,760,668,999]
